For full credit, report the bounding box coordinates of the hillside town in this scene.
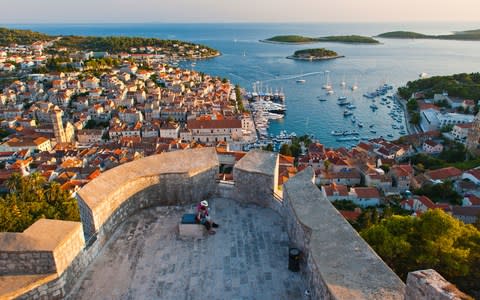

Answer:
[0,35,256,193]
[0,33,480,230]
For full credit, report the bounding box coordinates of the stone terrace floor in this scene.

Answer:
[68,198,306,300]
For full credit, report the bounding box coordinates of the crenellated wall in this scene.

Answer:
[77,148,219,243]
[0,148,219,299]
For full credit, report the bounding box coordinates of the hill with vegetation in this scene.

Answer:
[0,27,52,45]
[377,31,430,39]
[397,72,480,101]
[0,27,219,56]
[55,35,218,55]
[262,34,379,44]
[378,29,480,41]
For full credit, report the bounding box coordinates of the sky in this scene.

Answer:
[3,0,480,23]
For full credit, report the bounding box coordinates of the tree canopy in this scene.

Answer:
[0,173,80,232]
[397,72,480,101]
[361,209,480,296]
[0,27,51,45]
[293,48,338,58]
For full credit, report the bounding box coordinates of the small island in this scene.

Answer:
[261,34,380,44]
[377,29,480,41]
[287,48,344,61]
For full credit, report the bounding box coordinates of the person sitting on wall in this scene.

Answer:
[195,200,219,234]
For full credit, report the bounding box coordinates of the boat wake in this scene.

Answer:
[263,71,324,83]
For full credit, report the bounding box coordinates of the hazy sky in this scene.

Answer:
[4,0,480,23]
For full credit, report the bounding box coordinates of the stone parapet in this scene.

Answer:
[0,219,84,276]
[233,150,279,210]
[406,269,473,300]
[77,147,219,242]
[283,167,406,300]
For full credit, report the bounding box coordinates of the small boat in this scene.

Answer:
[346,104,356,109]
[318,98,327,102]
[351,116,356,123]
[369,124,375,128]
[387,134,394,138]
[296,79,306,84]
[338,96,347,101]
[327,90,334,95]
[370,104,378,110]
[399,130,406,135]
[343,110,353,117]
[337,100,350,106]
[370,130,377,134]
[358,122,364,128]
[331,130,344,136]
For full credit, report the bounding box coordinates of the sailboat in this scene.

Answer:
[322,70,332,90]
[243,50,246,57]
[351,78,358,91]
[340,74,346,87]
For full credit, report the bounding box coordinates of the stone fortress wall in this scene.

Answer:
[0,148,467,299]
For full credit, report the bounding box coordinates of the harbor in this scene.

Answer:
[241,73,410,150]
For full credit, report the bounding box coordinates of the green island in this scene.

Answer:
[0,27,220,57]
[261,34,380,44]
[377,29,480,41]
[287,48,344,61]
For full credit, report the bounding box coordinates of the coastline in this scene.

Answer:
[286,55,345,61]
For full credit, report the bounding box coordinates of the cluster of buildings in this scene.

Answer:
[413,92,480,155]
[295,137,480,224]
[0,37,256,196]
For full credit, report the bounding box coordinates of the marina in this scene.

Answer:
[245,70,408,148]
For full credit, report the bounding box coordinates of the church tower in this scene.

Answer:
[466,112,480,156]
[51,109,67,144]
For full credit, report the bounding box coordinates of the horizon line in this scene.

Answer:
[2,20,480,25]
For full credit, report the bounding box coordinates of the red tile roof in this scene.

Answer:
[323,184,349,197]
[426,167,462,181]
[352,187,380,198]
[465,195,480,206]
[465,168,480,181]
[424,140,440,147]
[187,119,241,129]
[340,210,361,221]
